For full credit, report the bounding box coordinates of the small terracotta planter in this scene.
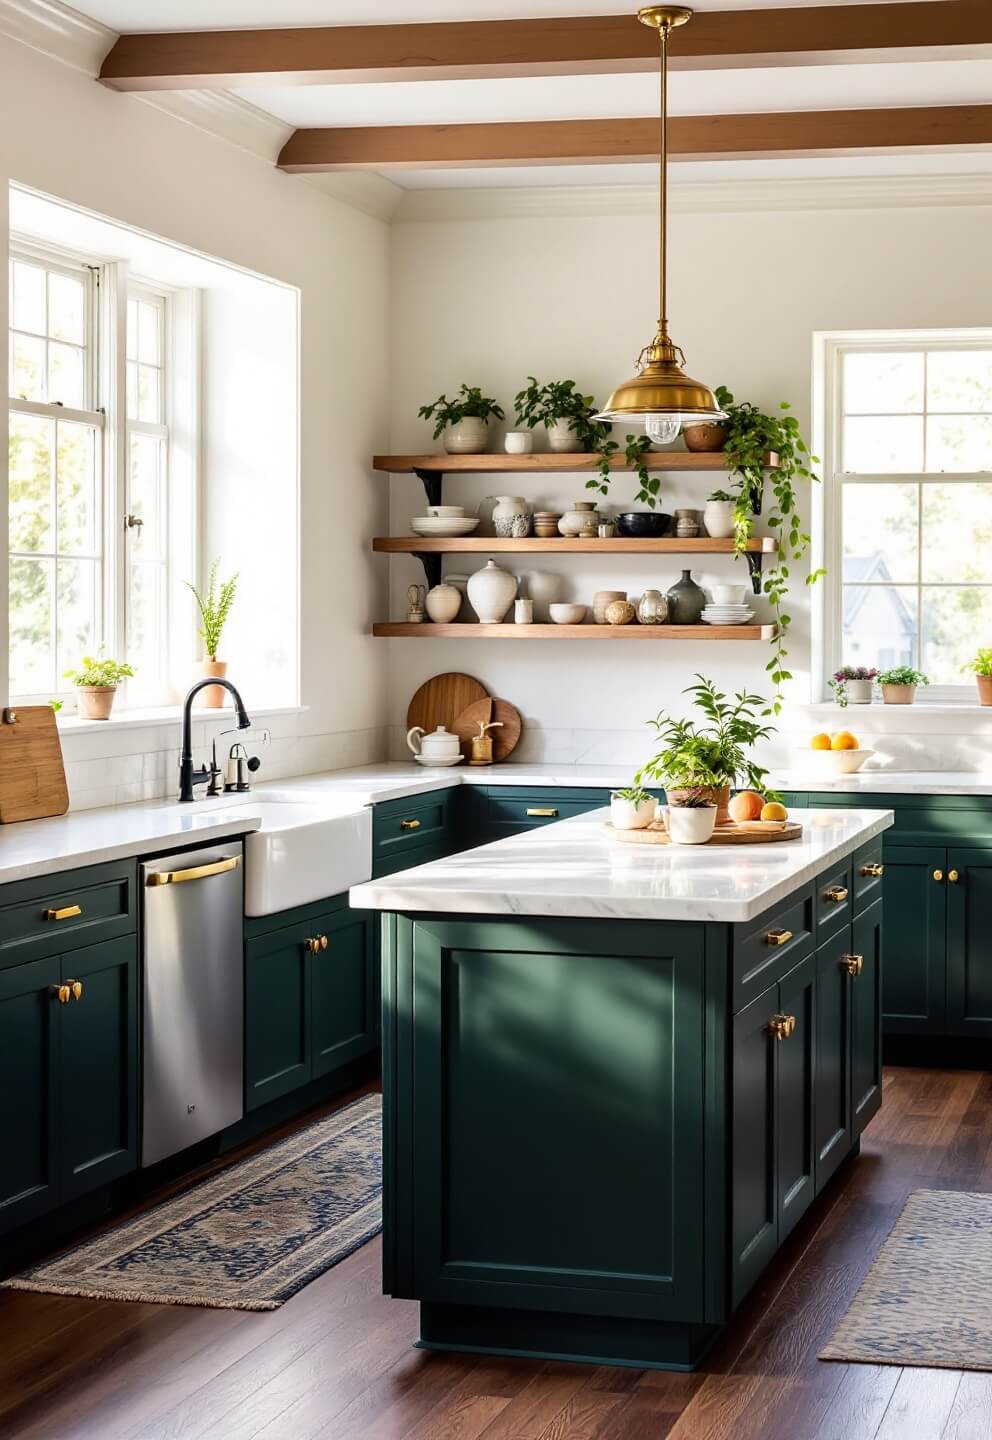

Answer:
[76,686,117,721]
[881,683,916,705]
[977,675,992,707]
[683,423,729,453]
[199,658,228,708]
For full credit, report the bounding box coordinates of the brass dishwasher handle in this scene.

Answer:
[841,953,864,977]
[764,929,793,947]
[146,855,241,887]
[527,808,558,818]
[823,886,849,903]
[860,862,884,878]
[43,904,81,922]
[399,819,421,830]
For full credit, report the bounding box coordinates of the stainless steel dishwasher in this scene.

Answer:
[141,840,244,1167]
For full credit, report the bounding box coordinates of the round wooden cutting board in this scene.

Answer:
[406,672,488,737]
[607,820,803,846]
[452,697,523,762]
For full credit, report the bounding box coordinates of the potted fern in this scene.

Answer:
[187,560,239,709]
[63,656,135,720]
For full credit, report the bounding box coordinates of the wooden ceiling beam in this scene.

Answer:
[277,106,992,172]
[99,2,992,92]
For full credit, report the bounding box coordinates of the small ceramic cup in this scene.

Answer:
[710,583,747,606]
[427,504,465,518]
[504,431,534,455]
[514,597,534,624]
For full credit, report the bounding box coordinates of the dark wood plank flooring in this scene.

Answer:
[3,1066,991,1440]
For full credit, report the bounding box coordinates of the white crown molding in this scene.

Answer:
[395,172,992,223]
[135,91,292,166]
[303,172,405,223]
[0,0,112,74]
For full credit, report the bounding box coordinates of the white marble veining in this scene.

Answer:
[350,806,894,924]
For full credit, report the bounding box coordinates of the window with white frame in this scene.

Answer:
[822,336,992,696]
[7,245,189,707]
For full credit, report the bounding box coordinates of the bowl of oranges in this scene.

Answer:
[803,731,875,775]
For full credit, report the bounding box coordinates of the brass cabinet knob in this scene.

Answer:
[50,984,71,1005]
[860,862,884,878]
[319,934,329,950]
[764,928,793,947]
[69,979,83,1002]
[823,885,849,903]
[304,937,318,953]
[841,953,864,977]
[768,1013,796,1041]
[949,870,960,884]
[399,818,421,830]
[933,869,944,883]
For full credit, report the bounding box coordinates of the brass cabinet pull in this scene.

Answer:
[68,979,83,1002]
[860,862,884,878]
[768,1013,797,1041]
[319,934,329,951]
[823,886,849,903]
[304,937,318,953]
[43,904,81,922]
[933,869,944,883]
[527,807,558,818]
[399,819,421,830]
[949,870,961,884]
[841,953,864,977]
[146,855,241,887]
[764,928,793,947]
[50,984,71,1005]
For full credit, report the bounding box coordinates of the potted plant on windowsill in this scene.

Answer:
[63,656,136,720]
[962,649,992,707]
[877,665,929,705]
[635,675,776,825]
[829,666,878,707]
[187,560,239,709]
[418,385,505,454]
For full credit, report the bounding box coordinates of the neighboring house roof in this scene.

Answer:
[843,552,916,633]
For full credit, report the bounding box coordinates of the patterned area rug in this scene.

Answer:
[821,1188,992,1370]
[3,1094,382,1311]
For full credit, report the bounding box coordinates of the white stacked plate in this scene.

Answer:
[410,517,480,537]
[701,605,755,626]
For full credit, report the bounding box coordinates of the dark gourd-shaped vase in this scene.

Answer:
[666,569,706,625]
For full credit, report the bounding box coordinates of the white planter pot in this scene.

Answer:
[610,795,657,830]
[504,430,533,454]
[666,805,717,845]
[703,499,734,539]
[548,418,584,453]
[467,558,518,623]
[444,417,489,453]
[844,678,874,704]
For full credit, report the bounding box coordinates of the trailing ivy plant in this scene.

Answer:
[587,433,657,508]
[715,385,824,714]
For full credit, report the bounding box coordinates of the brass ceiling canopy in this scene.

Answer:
[593,5,724,442]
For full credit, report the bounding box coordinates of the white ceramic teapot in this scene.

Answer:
[406,724,463,767]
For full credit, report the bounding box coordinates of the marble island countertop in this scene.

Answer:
[349,806,895,924]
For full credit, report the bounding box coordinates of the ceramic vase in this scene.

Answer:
[559,502,597,536]
[425,583,462,623]
[467,559,517,623]
[593,590,626,624]
[667,805,717,845]
[76,685,117,720]
[703,499,734,539]
[666,569,707,624]
[637,589,668,625]
[444,417,488,454]
[488,495,530,537]
[548,418,583,453]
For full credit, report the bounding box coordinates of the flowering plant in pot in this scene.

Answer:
[63,656,135,720]
[610,785,657,830]
[828,665,878,708]
[418,385,505,454]
[962,649,992,707]
[187,560,239,709]
[877,665,929,705]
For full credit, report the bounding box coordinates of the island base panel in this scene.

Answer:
[418,1303,719,1372]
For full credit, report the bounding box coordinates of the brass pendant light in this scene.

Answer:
[593,5,723,442]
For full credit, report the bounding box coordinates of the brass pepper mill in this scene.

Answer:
[469,720,503,766]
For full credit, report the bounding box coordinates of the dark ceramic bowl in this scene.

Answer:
[616,512,672,538]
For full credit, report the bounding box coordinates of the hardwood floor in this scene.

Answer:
[3,1066,992,1440]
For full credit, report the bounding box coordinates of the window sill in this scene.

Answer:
[57,704,308,736]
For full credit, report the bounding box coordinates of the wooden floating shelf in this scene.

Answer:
[372,623,778,640]
[373,536,776,555]
[373,452,779,474]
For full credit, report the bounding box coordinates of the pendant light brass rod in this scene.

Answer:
[658,24,667,333]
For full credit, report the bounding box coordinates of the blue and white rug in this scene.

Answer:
[3,1093,382,1311]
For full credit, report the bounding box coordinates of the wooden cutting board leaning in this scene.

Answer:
[452,697,523,763]
[406,672,488,736]
[0,706,69,822]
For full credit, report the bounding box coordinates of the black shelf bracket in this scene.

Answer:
[414,469,443,508]
[745,551,764,596]
[414,552,443,589]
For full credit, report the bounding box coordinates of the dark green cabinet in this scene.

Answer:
[946,850,992,1037]
[245,900,377,1112]
[851,901,883,1131]
[880,846,947,1035]
[814,930,853,1192]
[0,937,137,1235]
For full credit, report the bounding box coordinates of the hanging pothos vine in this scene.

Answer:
[512,378,659,508]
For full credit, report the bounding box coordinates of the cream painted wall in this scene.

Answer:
[0,30,391,807]
[389,203,990,765]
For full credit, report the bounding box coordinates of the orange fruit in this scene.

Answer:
[761,801,788,822]
[831,731,859,751]
[729,790,764,823]
[810,733,832,751]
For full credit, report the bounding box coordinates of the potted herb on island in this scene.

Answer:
[609,786,657,830]
[63,656,135,720]
[418,384,505,454]
[877,665,929,705]
[962,649,992,707]
[829,665,878,707]
[187,559,239,709]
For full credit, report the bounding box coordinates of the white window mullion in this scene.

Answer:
[101,260,128,684]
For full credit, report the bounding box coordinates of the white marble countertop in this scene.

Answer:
[349,806,895,923]
[767,769,992,796]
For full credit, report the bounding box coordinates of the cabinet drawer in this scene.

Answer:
[733,885,813,1012]
[373,793,451,870]
[852,838,885,914]
[815,860,853,941]
[485,792,607,832]
[0,861,137,969]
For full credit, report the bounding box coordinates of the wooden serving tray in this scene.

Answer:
[607,820,803,846]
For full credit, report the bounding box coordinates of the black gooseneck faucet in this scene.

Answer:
[178,678,251,802]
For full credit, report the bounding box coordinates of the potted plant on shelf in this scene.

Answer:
[877,665,929,705]
[187,559,239,709]
[703,489,735,539]
[513,377,598,454]
[63,655,135,720]
[418,385,505,454]
[683,417,729,454]
[665,790,719,846]
[962,649,992,706]
[829,665,878,707]
[610,786,657,830]
[635,675,776,824]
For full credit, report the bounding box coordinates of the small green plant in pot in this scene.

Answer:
[962,649,992,707]
[418,384,505,454]
[63,656,135,720]
[187,559,239,709]
[665,789,719,846]
[610,785,657,831]
[514,377,598,454]
[877,665,929,705]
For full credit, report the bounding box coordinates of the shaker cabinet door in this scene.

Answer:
[776,954,816,1244]
[311,908,377,1079]
[851,901,883,1135]
[0,958,60,1234]
[815,930,853,1194]
[880,847,947,1035]
[946,850,992,1038]
[245,924,312,1110]
[731,985,779,1309]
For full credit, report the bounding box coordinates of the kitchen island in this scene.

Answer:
[351,804,894,1371]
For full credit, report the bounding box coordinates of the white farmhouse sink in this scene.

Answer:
[206,790,372,917]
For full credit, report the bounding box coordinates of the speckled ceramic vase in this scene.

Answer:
[665,569,707,625]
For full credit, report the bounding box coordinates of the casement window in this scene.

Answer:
[7,244,194,707]
[819,334,992,698]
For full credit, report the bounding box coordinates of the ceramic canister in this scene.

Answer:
[467,559,518,623]
[593,590,626,624]
[425,583,462,623]
[559,502,597,537]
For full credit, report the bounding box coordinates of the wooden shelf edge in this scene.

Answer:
[372,452,779,474]
[372,536,777,554]
[372,623,778,640]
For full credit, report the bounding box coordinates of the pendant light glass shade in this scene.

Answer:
[593,6,723,440]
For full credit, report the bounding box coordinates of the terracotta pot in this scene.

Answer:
[683,423,729,453]
[666,784,731,825]
[977,675,992,707]
[76,686,117,721]
[199,658,228,708]
[881,683,916,706]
